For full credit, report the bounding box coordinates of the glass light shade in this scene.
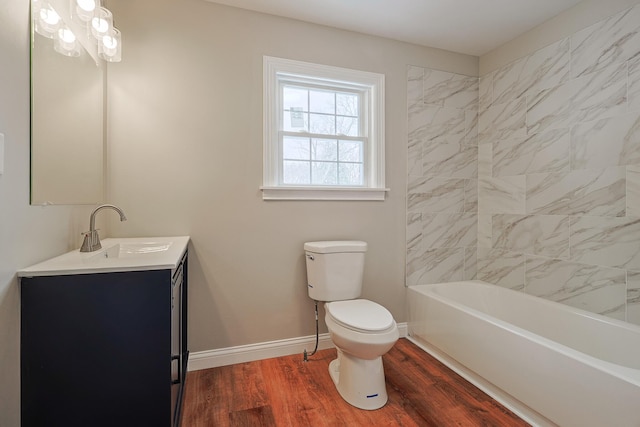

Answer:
[90,7,112,41]
[98,27,121,62]
[54,27,82,57]
[34,5,61,39]
[72,0,99,23]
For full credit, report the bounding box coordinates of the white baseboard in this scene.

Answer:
[188,322,408,371]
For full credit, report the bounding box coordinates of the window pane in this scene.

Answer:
[283,136,310,160]
[311,139,337,161]
[309,90,335,114]
[311,162,337,185]
[283,87,308,112]
[283,111,309,132]
[336,116,359,136]
[283,160,310,184]
[309,113,335,135]
[338,140,363,162]
[336,93,359,116]
[339,163,363,186]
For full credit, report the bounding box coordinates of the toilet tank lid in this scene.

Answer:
[304,241,367,254]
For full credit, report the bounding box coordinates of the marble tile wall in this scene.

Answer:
[406,66,478,287]
[406,3,640,326]
[477,4,640,324]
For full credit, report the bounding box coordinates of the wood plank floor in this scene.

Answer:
[181,338,530,426]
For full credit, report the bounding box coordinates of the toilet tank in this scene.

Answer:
[304,241,367,301]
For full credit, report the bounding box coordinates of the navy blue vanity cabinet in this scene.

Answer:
[20,251,188,427]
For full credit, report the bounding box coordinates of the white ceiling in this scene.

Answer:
[205,0,584,56]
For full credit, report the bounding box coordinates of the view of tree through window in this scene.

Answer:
[281,85,364,185]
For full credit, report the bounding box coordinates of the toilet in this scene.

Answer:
[304,241,399,410]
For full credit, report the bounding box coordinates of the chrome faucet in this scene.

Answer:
[80,204,127,252]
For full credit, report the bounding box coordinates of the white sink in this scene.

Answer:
[18,236,189,277]
[89,241,174,261]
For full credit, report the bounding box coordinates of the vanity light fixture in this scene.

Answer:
[32,0,122,63]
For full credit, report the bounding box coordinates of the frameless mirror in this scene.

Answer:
[30,1,105,205]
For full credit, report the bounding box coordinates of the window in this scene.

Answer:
[262,56,387,200]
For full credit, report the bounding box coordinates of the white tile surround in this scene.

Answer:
[407,4,640,325]
[407,64,479,287]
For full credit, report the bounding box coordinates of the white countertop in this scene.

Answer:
[18,236,190,277]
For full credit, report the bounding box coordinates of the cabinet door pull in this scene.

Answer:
[171,355,181,385]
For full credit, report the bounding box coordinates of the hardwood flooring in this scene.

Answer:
[181,338,529,426]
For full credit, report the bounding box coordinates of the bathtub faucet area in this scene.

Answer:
[80,204,127,253]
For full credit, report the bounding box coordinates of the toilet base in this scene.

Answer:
[328,349,388,410]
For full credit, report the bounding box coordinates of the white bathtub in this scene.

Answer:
[407,280,640,427]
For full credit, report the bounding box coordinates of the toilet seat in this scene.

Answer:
[326,299,394,333]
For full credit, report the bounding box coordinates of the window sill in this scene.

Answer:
[260,186,389,201]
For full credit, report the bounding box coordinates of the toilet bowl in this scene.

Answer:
[304,241,399,410]
[324,299,399,410]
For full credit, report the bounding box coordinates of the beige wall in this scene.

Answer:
[480,0,640,74]
[106,0,477,352]
[0,0,99,424]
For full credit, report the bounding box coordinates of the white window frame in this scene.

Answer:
[261,56,387,201]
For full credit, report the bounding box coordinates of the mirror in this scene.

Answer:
[30,2,105,205]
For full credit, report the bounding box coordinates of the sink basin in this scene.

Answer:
[90,241,174,260]
[18,236,190,277]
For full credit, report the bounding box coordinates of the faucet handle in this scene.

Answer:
[79,229,102,252]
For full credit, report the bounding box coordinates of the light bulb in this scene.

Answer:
[59,28,76,43]
[103,35,117,50]
[54,26,81,57]
[77,0,96,12]
[91,7,112,40]
[40,7,60,25]
[92,17,108,33]
[34,4,61,38]
[98,27,121,62]
[74,0,97,22]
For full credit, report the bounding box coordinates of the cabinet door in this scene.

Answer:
[21,270,172,427]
